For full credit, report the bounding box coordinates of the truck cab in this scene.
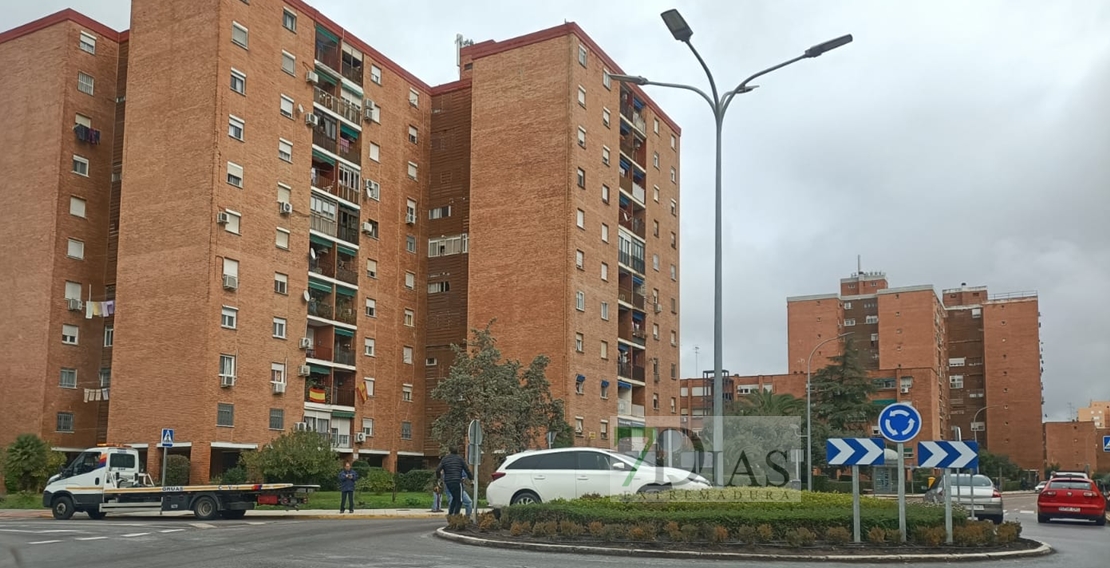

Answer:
[43,445,152,519]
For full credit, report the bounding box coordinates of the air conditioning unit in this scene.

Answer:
[355,432,367,443]
[297,365,311,377]
[294,422,309,432]
[66,298,83,311]
[305,70,319,84]
[654,303,662,314]
[305,113,319,126]
[901,387,911,394]
[299,337,312,349]
[363,99,377,121]
[279,201,293,215]
[365,180,379,199]
[220,375,236,388]
[216,211,230,224]
[361,221,375,234]
[222,275,238,290]
[272,382,286,394]
[405,213,416,225]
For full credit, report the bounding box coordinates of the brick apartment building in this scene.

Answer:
[679,271,1045,472]
[0,1,681,482]
[1079,401,1110,429]
[1044,421,1110,475]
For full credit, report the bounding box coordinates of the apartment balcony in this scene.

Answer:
[309,256,336,279]
[304,381,356,407]
[618,250,646,274]
[619,210,646,240]
[311,213,337,237]
[618,286,646,310]
[617,363,646,382]
[336,225,359,246]
[308,300,334,320]
[313,123,337,155]
[334,347,355,366]
[336,134,361,165]
[73,124,101,145]
[618,168,647,204]
[331,433,351,449]
[313,87,361,125]
[312,165,361,205]
[336,259,358,285]
[618,400,646,418]
[620,102,648,136]
[619,136,647,169]
[341,50,364,85]
[315,27,341,72]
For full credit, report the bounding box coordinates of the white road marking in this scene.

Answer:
[28,540,62,545]
[0,529,79,533]
[159,529,185,533]
[75,536,108,541]
[1020,510,1035,514]
[121,532,150,537]
[189,522,215,529]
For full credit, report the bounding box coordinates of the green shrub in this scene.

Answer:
[866,526,886,544]
[587,521,604,537]
[355,467,395,494]
[709,525,730,543]
[913,526,945,546]
[600,524,626,541]
[218,466,247,485]
[997,521,1021,543]
[735,525,759,544]
[824,526,851,545]
[682,523,702,542]
[785,527,816,547]
[557,520,582,536]
[396,469,435,492]
[2,435,66,493]
[164,455,191,486]
[350,460,371,480]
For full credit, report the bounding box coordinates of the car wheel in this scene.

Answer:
[1096,515,1106,527]
[638,485,666,494]
[51,495,75,520]
[510,491,540,506]
[1037,515,1049,524]
[192,495,219,521]
[989,515,1003,525]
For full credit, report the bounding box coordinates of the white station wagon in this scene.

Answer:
[485,447,710,508]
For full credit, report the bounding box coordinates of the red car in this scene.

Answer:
[1037,477,1107,525]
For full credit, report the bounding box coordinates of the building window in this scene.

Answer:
[652,254,659,271]
[79,31,96,54]
[404,308,414,327]
[844,301,852,309]
[227,162,243,187]
[405,271,415,289]
[671,297,677,314]
[403,347,413,364]
[670,167,677,183]
[104,325,114,347]
[601,184,609,203]
[601,262,608,281]
[221,210,241,234]
[282,9,297,32]
[369,143,381,162]
[72,155,89,176]
[364,338,375,357]
[670,232,676,248]
[231,69,246,94]
[577,126,586,147]
[601,223,609,243]
[577,168,586,188]
[844,318,856,326]
[69,196,87,218]
[60,368,77,389]
[269,409,284,430]
[228,115,244,140]
[280,95,294,118]
[77,72,94,95]
[274,273,288,294]
[221,306,237,329]
[576,290,585,311]
[272,317,287,339]
[271,363,286,386]
[578,86,586,107]
[654,186,659,202]
[364,378,375,397]
[281,51,295,75]
[578,45,587,66]
[671,265,677,280]
[408,125,419,144]
[67,238,85,259]
[670,331,677,346]
[401,384,414,402]
[576,250,584,269]
[601,341,609,360]
[409,88,420,107]
[575,333,584,352]
[407,162,418,180]
[428,281,449,293]
[866,315,879,324]
[428,205,450,219]
[602,146,610,166]
[406,235,416,253]
[276,228,290,249]
[219,354,236,380]
[222,258,238,279]
[653,323,659,340]
[575,417,584,434]
[971,308,982,318]
[366,259,378,278]
[65,281,81,301]
[670,199,677,216]
[406,199,417,223]
[401,422,412,440]
[362,418,374,436]
[370,65,382,84]
[602,108,611,128]
[231,22,248,48]
[278,139,293,162]
[602,68,611,89]
[365,298,376,317]
[671,134,676,149]
[217,403,234,427]
[576,209,585,228]
[56,413,74,433]
[601,302,609,320]
[653,152,659,168]
[366,180,380,200]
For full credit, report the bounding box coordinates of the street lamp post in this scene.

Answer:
[610,9,852,487]
[971,406,995,445]
[805,332,854,491]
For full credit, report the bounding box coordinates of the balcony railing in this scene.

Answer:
[619,214,646,239]
[334,306,357,325]
[335,348,355,366]
[631,328,648,346]
[315,42,341,72]
[331,433,351,448]
[309,345,333,361]
[304,383,356,408]
[313,87,361,124]
[618,251,646,274]
[632,404,645,417]
[618,400,645,418]
[313,124,337,154]
[309,258,336,278]
[619,138,645,168]
[311,213,337,237]
[341,57,363,85]
[618,363,644,381]
[337,138,360,164]
[618,287,646,310]
[308,301,334,320]
[631,183,646,203]
[620,103,648,135]
[336,261,358,285]
[337,225,359,245]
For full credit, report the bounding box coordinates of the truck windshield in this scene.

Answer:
[60,451,102,479]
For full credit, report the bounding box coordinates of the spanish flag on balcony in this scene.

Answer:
[356,381,368,403]
[308,387,328,403]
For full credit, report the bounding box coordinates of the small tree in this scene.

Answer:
[811,339,881,432]
[239,429,340,485]
[164,455,191,486]
[727,391,805,417]
[432,321,568,456]
[3,434,66,493]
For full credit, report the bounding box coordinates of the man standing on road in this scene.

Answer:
[435,447,471,517]
[338,462,358,514]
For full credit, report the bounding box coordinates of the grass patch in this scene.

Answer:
[259,491,487,510]
[0,492,41,510]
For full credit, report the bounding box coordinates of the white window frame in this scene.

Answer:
[601,263,608,281]
[227,162,243,187]
[281,51,296,75]
[60,368,78,389]
[65,281,82,300]
[577,85,586,107]
[231,68,246,94]
[275,228,290,249]
[274,273,288,294]
[62,324,79,345]
[576,290,585,311]
[77,72,94,95]
[222,209,241,234]
[602,107,611,128]
[578,45,587,66]
[403,346,413,364]
[575,333,584,352]
[408,125,419,144]
[601,223,609,242]
[576,209,585,228]
[67,238,85,259]
[370,65,382,85]
[79,32,96,54]
[70,196,87,218]
[282,9,297,32]
[103,325,113,347]
[278,139,293,162]
[602,145,610,165]
[363,378,375,397]
[280,95,294,119]
[366,259,378,278]
[362,417,374,436]
[222,257,238,278]
[603,68,611,89]
[364,338,376,357]
[407,162,418,180]
[72,155,89,176]
[272,317,287,339]
[602,184,610,203]
[219,354,236,379]
[221,306,238,329]
[271,363,287,385]
[409,88,419,107]
[402,384,413,402]
[601,302,609,321]
[228,115,244,140]
[365,298,376,318]
[369,143,380,162]
[404,308,414,327]
[405,271,415,289]
[231,22,249,48]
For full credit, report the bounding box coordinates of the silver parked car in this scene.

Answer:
[923,473,1004,524]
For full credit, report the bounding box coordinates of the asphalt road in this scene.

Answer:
[0,494,1104,568]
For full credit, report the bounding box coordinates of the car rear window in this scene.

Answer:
[1047,480,1093,490]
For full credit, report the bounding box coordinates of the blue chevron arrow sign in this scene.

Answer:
[826,438,886,466]
[917,440,979,469]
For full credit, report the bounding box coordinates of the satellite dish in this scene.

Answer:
[303,290,310,302]
[309,249,316,260]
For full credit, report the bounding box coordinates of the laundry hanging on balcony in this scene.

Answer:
[85,300,115,319]
[84,387,109,402]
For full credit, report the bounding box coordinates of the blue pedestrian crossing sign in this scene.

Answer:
[878,403,922,444]
[160,428,174,448]
[1103,435,1110,453]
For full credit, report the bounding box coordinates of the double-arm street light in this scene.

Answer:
[610,10,852,487]
[805,332,854,491]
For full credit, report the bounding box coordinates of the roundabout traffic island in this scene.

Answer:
[435,489,1052,562]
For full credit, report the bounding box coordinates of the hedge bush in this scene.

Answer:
[396,469,435,492]
[355,467,395,493]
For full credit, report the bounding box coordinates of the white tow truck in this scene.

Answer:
[42,445,317,521]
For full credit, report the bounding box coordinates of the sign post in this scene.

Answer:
[467,420,483,524]
[159,428,174,487]
[878,403,922,543]
[1103,435,1110,453]
[827,437,885,543]
[547,431,556,449]
[918,440,980,543]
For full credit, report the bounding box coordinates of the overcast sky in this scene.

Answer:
[7,1,1109,422]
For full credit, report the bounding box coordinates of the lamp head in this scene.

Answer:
[805,34,853,58]
[660,9,693,42]
[608,73,649,86]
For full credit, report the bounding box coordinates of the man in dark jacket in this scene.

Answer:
[435,447,472,517]
[338,462,358,513]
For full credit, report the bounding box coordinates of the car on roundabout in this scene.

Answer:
[485,447,711,511]
[922,473,1004,524]
[1036,477,1107,526]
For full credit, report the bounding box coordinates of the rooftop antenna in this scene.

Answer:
[694,346,700,375]
[455,33,474,71]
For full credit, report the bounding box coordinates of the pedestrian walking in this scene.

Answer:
[431,479,443,512]
[338,462,358,513]
[445,470,473,517]
[435,447,471,517]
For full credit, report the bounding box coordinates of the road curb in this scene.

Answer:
[433,528,1054,563]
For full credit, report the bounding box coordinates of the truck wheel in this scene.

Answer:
[219,509,246,520]
[192,496,219,521]
[51,496,75,520]
[87,510,107,520]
